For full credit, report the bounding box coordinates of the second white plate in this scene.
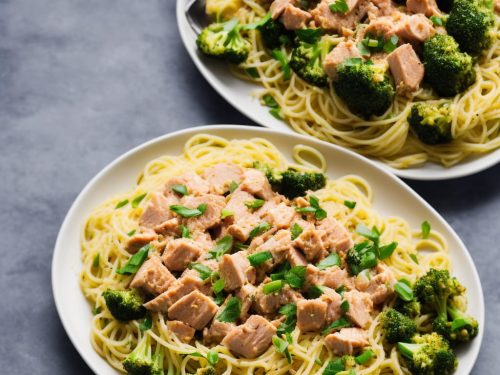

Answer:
[176,0,500,180]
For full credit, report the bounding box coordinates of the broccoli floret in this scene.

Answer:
[446,305,479,343]
[381,308,417,344]
[123,334,164,375]
[252,161,283,189]
[279,169,327,199]
[446,0,494,55]
[290,35,334,87]
[395,298,422,320]
[407,102,452,145]
[398,333,457,375]
[333,59,395,119]
[253,162,327,199]
[102,289,146,321]
[413,269,464,339]
[257,16,293,50]
[423,34,476,97]
[345,242,378,276]
[196,19,251,64]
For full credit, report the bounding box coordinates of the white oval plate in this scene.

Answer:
[176,0,500,181]
[52,125,483,374]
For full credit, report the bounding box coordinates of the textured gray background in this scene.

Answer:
[0,0,498,374]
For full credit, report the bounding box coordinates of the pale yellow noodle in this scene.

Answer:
[81,135,450,374]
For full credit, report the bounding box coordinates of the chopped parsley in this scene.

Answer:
[116,244,151,275]
[169,203,207,218]
[291,223,303,240]
[344,200,357,209]
[329,0,349,13]
[421,220,431,239]
[216,297,241,322]
[131,193,147,208]
[247,251,273,266]
[208,235,234,260]
[171,184,188,196]
[115,199,129,209]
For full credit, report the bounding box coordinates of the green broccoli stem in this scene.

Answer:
[447,305,471,329]
[152,342,164,373]
[435,293,448,322]
[397,342,420,360]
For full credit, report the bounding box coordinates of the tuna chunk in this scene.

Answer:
[237,283,257,319]
[407,0,440,16]
[130,255,175,296]
[281,5,312,30]
[179,194,225,232]
[296,299,327,332]
[305,264,352,290]
[203,320,236,345]
[240,169,274,200]
[344,290,373,329]
[126,229,157,253]
[168,290,218,330]
[288,247,308,267]
[364,16,397,38]
[262,202,296,229]
[355,263,396,304]
[316,218,353,253]
[221,315,277,358]
[270,0,295,19]
[387,44,424,94]
[144,270,210,312]
[311,0,369,33]
[254,230,293,265]
[325,327,369,355]
[139,192,177,229]
[320,288,343,324]
[394,14,435,44]
[293,227,327,261]
[153,217,179,236]
[324,40,361,79]
[225,190,260,242]
[202,163,244,195]
[162,238,203,272]
[167,320,196,343]
[219,251,256,291]
[322,266,354,290]
[164,172,210,197]
[254,284,302,314]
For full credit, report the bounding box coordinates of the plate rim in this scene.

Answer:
[175,0,500,181]
[52,124,485,375]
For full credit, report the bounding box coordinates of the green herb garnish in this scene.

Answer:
[115,199,129,209]
[217,297,241,322]
[247,251,273,266]
[317,252,340,270]
[116,244,151,275]
[131,193,147,208]
[329,0,349,13]
[171,184,188,196]
[170,203,207,218]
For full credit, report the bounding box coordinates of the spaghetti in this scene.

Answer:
[80,134,451,374]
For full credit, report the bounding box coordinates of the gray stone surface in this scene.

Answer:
[0,0,497,374]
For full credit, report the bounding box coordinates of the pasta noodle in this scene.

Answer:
[228,1,500,169]
[80,134,450,374]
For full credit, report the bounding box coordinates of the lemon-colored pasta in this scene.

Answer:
[80,134,449,374]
